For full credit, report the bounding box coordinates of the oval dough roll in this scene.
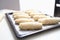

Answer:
[38,18,59,25]
[33,15,50,21]
[25,9,35,15]
[15,18,35,24]
[52,17,60,22]
[13,15,31,19]
[13,11,27,16]
[30,13,46,17]
[19,22,42,30]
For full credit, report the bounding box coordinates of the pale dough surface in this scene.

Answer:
[0,13,4,22]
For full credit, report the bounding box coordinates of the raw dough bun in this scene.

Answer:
[25,9,39,15]
[15,18,35,24]
[25,9,35,15]
[38,18,59,25]
[13,11,27,16]
[13,15,31,19]
[19,22,42,30]
[29,13,46,17]
[0,14,4,22]
[52,17,60,22]
[33,15,50,21]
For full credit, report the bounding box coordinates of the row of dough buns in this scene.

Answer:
[13,11,43,30]
[13,10,60,30]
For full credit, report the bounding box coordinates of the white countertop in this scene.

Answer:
[0,9,60,40]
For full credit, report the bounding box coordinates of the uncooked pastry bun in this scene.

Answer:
[19,22,42,30]
[15,18,35,24]
[33,15,50,21]
[13,15,31,19]
[38,18,59,25]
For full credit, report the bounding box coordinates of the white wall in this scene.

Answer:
[20,0,55,16]
[0,0,55,16]
[0,0,20,10]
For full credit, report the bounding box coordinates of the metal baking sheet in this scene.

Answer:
[5,13,60,38]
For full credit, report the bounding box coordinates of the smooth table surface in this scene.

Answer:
[0,9,60,40]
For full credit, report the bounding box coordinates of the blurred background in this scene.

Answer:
[0,0,55,16]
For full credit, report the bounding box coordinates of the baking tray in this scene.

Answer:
[5,13,60,38]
